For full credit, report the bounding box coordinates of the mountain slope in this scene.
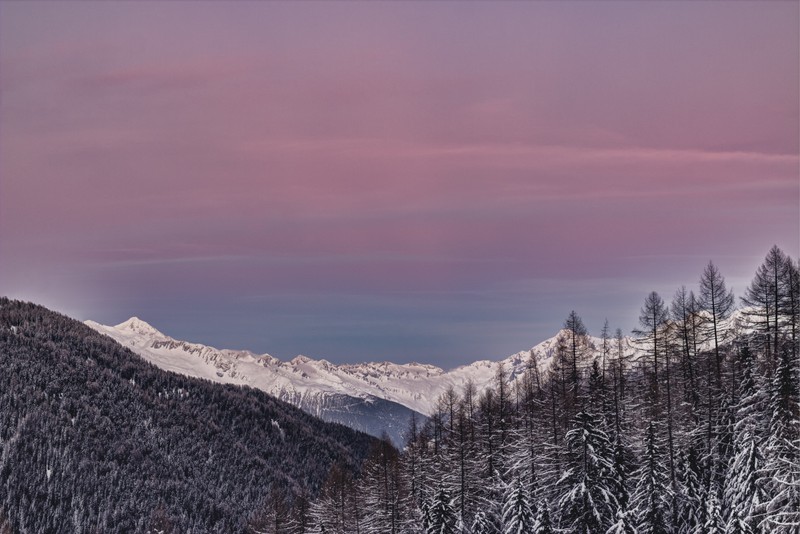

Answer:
[0,298,376,533]
[86,317,423,445]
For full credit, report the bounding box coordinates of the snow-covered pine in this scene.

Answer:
[723,345,768,533]
[675,447,705,534]
[632,422,671,534]
[470,511,493,534]
[557,411,618,533]
[501,478,536,534]
[605,510,638,534]
[426,487,457,534]
[703,491,725,534]
[534,501,555,534]
[762,344,800,533]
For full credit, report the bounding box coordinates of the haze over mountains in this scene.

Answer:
[86,316,639,443]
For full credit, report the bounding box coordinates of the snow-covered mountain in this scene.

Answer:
[85,317,638,443]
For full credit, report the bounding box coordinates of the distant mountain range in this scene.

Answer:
[86,316,640,444]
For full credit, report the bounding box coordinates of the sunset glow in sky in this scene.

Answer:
[1,2,798,366]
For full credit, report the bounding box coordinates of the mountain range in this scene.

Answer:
[86,316,639,444]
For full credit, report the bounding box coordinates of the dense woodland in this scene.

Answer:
[0,245,798,533]
[295,246,799,534]
[0,299,376,533]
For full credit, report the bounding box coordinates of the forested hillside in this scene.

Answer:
[0,299,376,533]
[300,246,799,533]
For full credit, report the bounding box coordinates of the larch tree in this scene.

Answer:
[633,291,669,414]
[564,311,590,408]
[671,286,700,413]
[699,261,735,390]
[740,246,799,370]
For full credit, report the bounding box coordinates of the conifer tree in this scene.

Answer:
[564,311,589,409]
[762,345,800,533]
[360,436,408,534]
[588,360,609,427]
[723,345,768,533]
[672,286,699,412]
[534,502,554,534]
[610,434,634,518]
[633,292,669,412]
[678,446,706,534]
[699,261,735,390]
[606,510,638,534]
[557,411,617,533]
[426,488,457,534]
[502,479,536,534]
[632,422,670,534]
[703,491,725,534]
[471,511,493,534]
[741,246,796,367]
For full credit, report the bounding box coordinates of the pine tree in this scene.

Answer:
[606,510,638,534]
[557,411,617,533]
[632,422,670,534]
[471,511,493,534]
[421,501,432,533]
[610,434,634,518]
[534,502,554,534]
[502,478,536,534]
[724,439,766,533]
[763,438,800,534]
[703,491,725,533]
[310,465,357,534]
[427,488,457,534]
[762,345,800,533]
[360,436,407,534]
[723,345,768,533]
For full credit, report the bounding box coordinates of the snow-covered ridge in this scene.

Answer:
[85,317,638,416]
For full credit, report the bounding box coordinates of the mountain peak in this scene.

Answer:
[114,316,166,337]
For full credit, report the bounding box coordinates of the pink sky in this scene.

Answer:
[1,2,798,365]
